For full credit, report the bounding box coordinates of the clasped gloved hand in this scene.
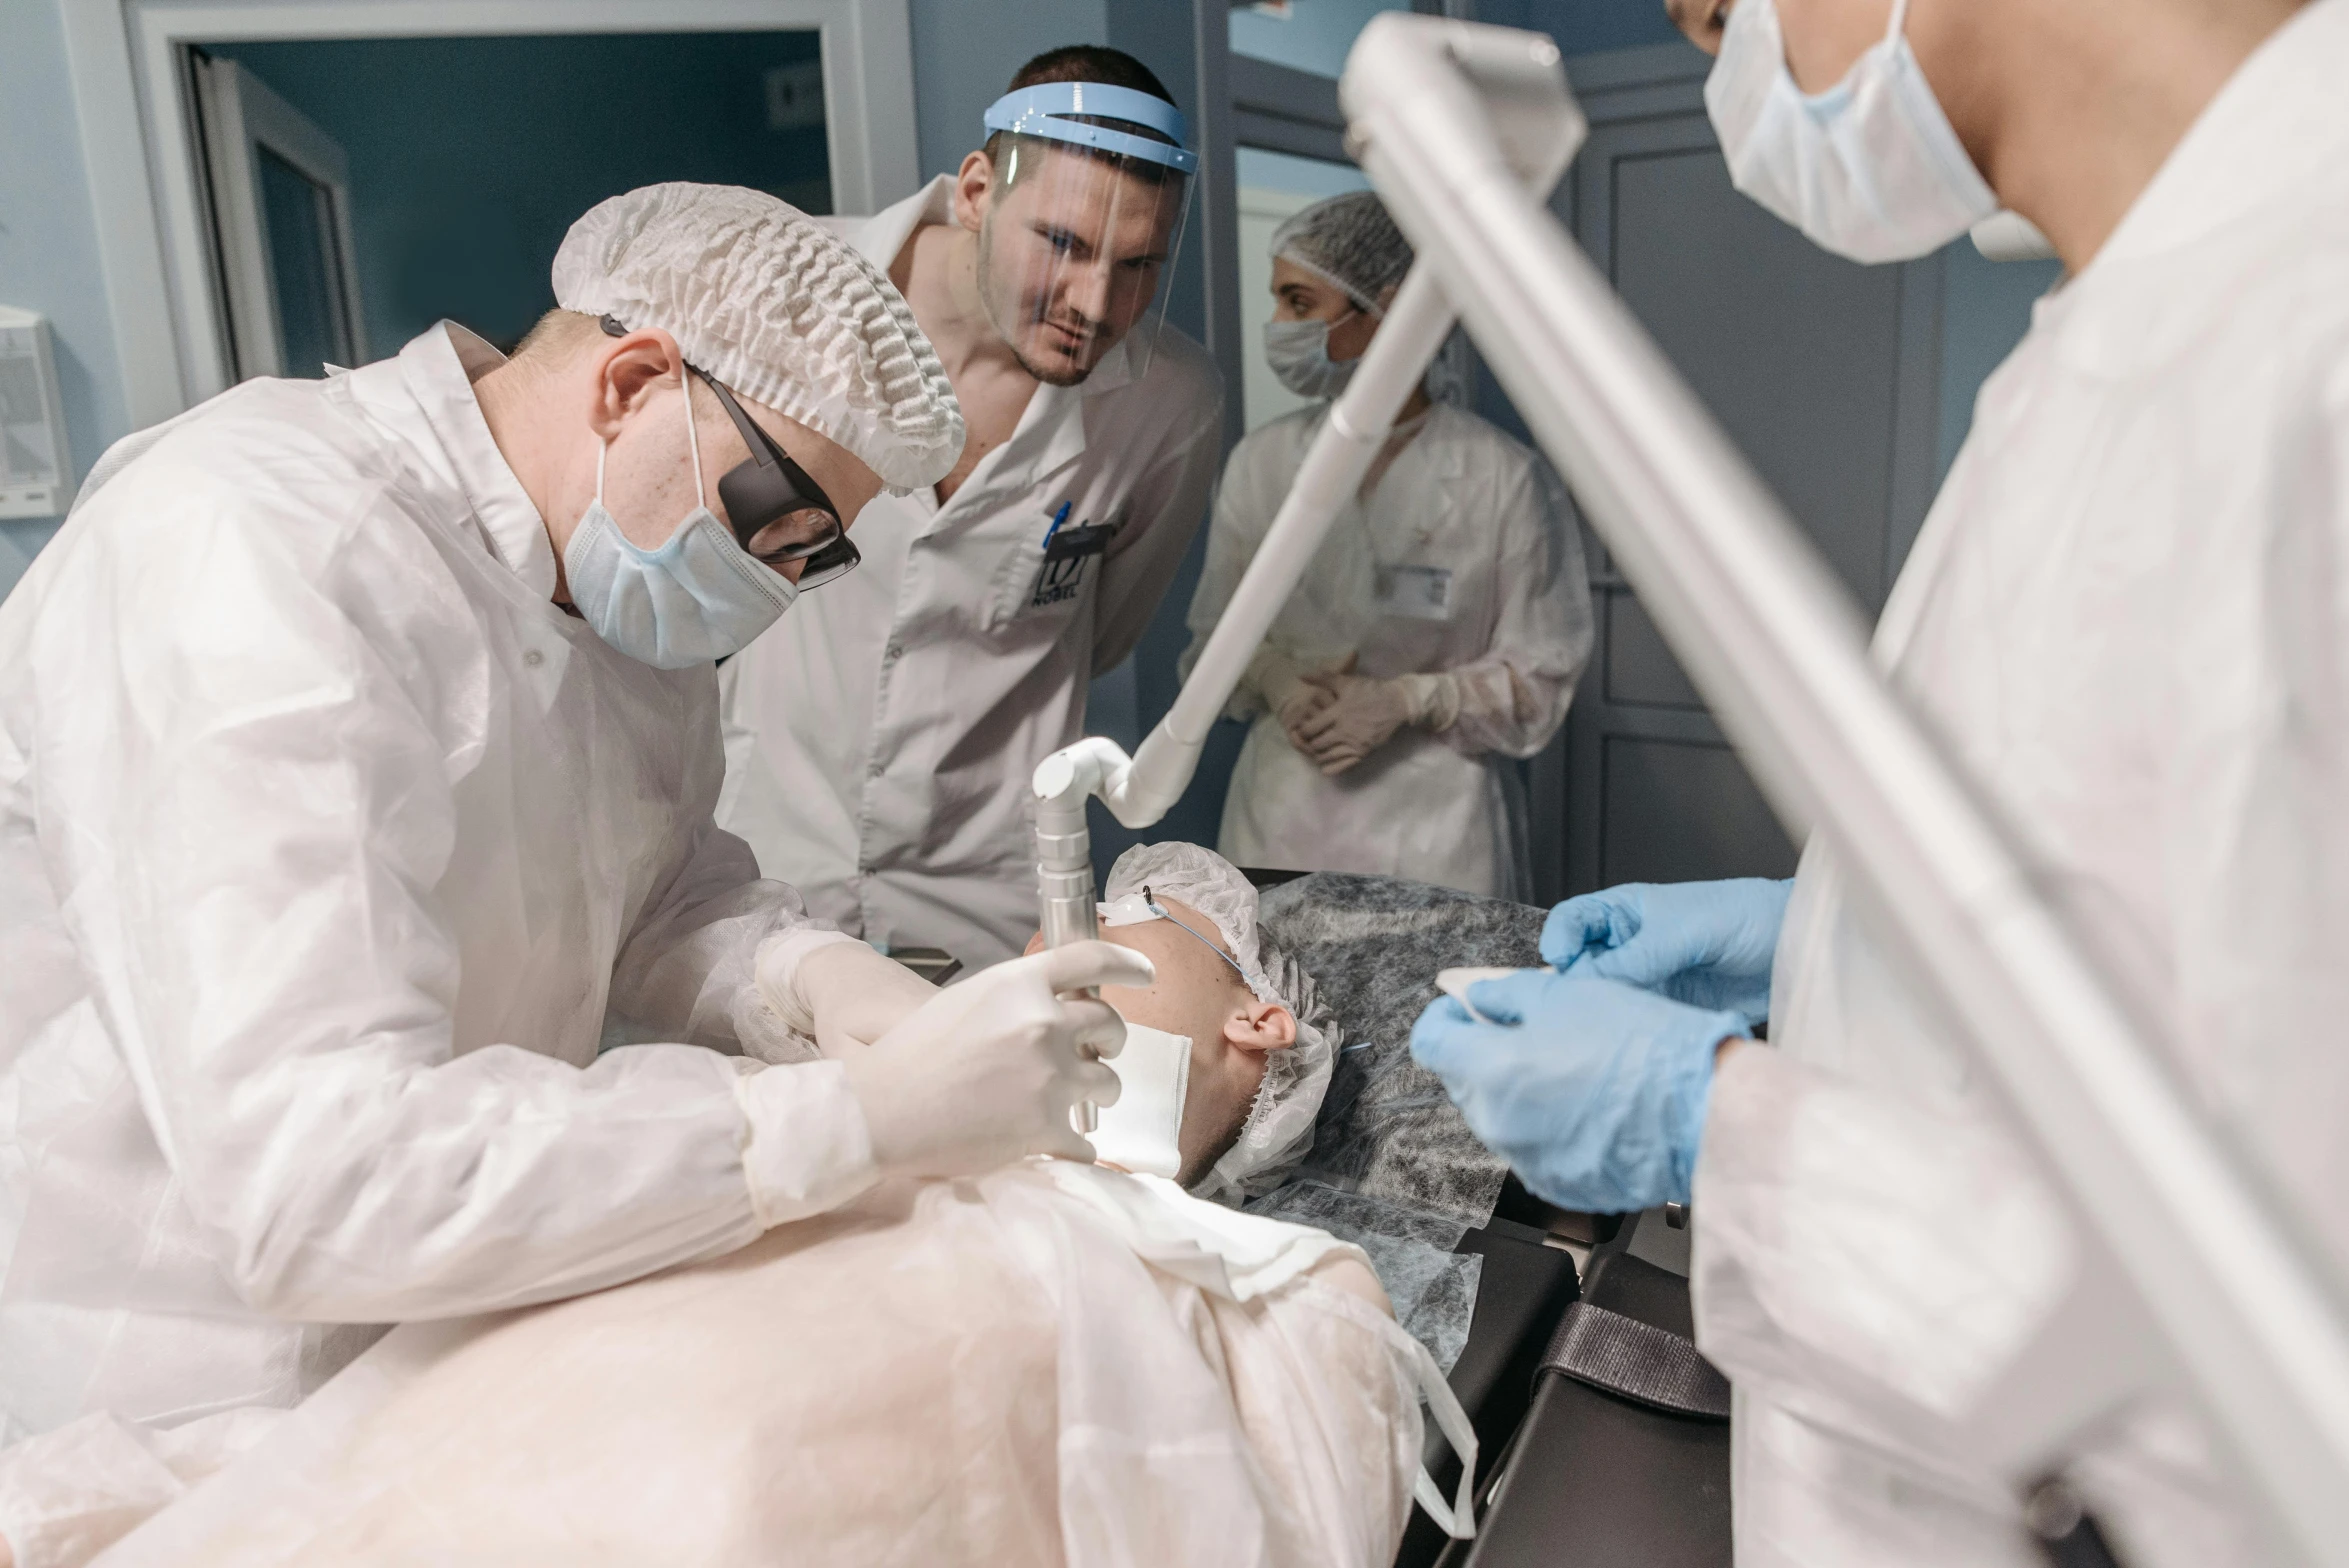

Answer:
[841,941,1154,1177]
[1542,877,1793,1029]
[1292,672,1411,773]
[1412,968,1749,1214]
[1291,660,1458,776]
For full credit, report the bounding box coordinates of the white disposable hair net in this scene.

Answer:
[552,182,965,494]
[1270,191,1413,318]
[1104,843,1341,1201]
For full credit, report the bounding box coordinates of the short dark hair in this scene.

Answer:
[1009,45,1173,105]
[983,44,1181,177]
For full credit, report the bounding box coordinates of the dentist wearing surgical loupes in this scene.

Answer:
[0,184,1151,1568]
[716,46,1226,972]
[1412,0,2349,1562]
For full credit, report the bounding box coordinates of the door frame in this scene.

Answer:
[58,0,919,423]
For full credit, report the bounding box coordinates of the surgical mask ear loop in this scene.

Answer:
[680,371,709,513]
[582,374,707,544]
[1798,0,1914,100]
[1884,0,1912,50]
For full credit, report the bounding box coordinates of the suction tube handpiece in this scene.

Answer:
[1034,741,1131,1134]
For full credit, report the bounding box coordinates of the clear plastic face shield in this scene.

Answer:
[977,83,1199,384]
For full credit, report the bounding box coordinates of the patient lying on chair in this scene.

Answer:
[99,847,1469,1568]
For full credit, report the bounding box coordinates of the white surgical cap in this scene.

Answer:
[552,183,964,494]
[1104,843,1340,1201]
[1270,191,1413,318]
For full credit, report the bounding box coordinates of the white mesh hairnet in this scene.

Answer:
[1269,191,1413,317]
[1104,843,1341,1200]
[553,183,964,494]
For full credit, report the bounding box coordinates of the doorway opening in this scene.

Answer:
[185,31,833,382]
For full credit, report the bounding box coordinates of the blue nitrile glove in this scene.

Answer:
[1541,878,1794,1029]
[1411,969,1748,1213]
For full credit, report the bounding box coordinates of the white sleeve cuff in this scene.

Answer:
[731,1058,880,1229]
[751,928,865,1037]
[1395,672,1462,731]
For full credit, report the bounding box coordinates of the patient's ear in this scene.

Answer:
[1225,999,1297,1055]
[1023,930,1045,957]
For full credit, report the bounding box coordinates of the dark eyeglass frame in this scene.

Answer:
[597,315,860,590]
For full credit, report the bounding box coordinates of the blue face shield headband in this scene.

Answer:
[981,82,1201,175]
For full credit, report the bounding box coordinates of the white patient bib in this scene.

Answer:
[1089,1022,1191,1180]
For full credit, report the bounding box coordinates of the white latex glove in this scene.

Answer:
[841,942,1154,1177]
[1276,685,1336,753]
[1242,646,1334,737]
[780,941,940,1059]
[1295,668,1460,775]
[1294,672,1410,775]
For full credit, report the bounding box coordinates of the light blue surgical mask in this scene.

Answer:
[563,384,795,669]
[1705,0,1996,265]
[1263,314,1360,400]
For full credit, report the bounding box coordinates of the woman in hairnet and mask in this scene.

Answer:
[1183,192,1594,900]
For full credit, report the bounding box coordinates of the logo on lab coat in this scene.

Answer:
[1028,507,1117,612]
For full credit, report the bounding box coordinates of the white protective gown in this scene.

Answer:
[0,326,877,1567]
[717,177,1225,970]
[89,1163,1473,1568]
[1691,7,2349,1564]
[1188,403,1593,900]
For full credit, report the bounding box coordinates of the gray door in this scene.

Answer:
[1521,45,1945,901]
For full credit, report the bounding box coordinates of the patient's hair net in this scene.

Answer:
[1104,844,1341,1201]
[553,183,964,494]
[1270,192,1413,318]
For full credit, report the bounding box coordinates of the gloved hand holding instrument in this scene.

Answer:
[1410,876,1786,1214]
[1542,877,1792,1028]
[1412,968,1750,1214]
[841,941,1154,1177]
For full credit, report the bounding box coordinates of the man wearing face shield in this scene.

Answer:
[0,184,1152,1568]
[715,47,1226,972]
[1407,0,2348,1563]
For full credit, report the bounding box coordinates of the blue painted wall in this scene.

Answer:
[0,0,126,590]
[1937,240,2060,478]
[1481,0,1687,54]
[1230,0,1411,76]
[908,0,1109,182]
[1231,0,1684,74]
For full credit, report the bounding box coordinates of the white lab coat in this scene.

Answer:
[0,326,876,1567]
[716,177,1224,971]
[1186,404,1593,899]
[1691,7,2349,1564]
